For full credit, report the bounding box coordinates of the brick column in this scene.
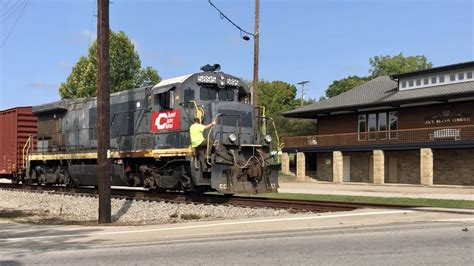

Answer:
[333,151,343,183]
[420,148,433,186]
[373,150,385,184]
[281,153,290,175]
[296,152,306,182]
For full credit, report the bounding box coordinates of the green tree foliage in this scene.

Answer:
[138,66,162,86]
[257,81,317,140]
[324,53,432,98]
[325,75,371,98]
[59,31,161,98]
[369,53,433,77]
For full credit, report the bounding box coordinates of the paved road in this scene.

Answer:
[1,223,472,265]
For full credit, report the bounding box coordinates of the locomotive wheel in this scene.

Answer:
[143,176,156,189]
[65,175,77,188]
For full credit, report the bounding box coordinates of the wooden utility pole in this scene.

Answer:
[252,0,259,108]
[297,80,310,107]
[97,0,111,224]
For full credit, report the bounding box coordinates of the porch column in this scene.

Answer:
[373,150,385,184]
[281,153,290,175]
[420,148,433,186]
[332,151,343,183]
[296,152,306,181]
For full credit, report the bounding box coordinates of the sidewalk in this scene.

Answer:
[278,181,474,201]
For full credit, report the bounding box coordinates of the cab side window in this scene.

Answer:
[154,89,175,110]
[184,87,195,102]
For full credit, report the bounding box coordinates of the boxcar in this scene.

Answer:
[0,107,37,179]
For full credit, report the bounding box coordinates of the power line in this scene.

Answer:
[88,0,96,47]
[208,0,254,38]
[1,0,25,23]
[0,0,23,19]
[1,0,28,48]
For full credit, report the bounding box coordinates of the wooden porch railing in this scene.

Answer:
[282,125,474,148]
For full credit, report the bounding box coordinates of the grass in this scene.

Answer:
[248,192,474,209]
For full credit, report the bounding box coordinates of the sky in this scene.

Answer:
[0,0,473,109]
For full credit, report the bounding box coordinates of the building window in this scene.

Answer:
[389,111,398,139]
[439,75,445,83]
[467,71,473,79]
[458,72,464,80]
[416,79,421,86]
[378,112,387,140]
[423,78,429,85]
[401,81,407,88]
[450,73,456,81]
[431,76,437,84]
[357,111,398,141]
[368,113,377,140]
[408,80,414,87]
[358,114,366,141]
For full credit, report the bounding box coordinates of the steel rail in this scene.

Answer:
[0,183,415,213]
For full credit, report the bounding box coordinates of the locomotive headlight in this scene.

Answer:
[228,133,237,143]
[264,135,272,143]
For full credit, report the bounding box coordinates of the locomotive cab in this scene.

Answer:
[149,68,280,194]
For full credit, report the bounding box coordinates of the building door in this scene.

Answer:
[343,156,351,182]
[388,157,398,183]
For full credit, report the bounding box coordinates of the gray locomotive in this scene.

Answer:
[25,65,280,194]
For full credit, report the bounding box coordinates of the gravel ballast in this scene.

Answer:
[0,189,294,225]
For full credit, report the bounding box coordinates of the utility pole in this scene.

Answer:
[97,0,111,224]
[252,0,259,108]
[297,80,310,107]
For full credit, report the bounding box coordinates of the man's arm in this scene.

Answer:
[204,120,216,129]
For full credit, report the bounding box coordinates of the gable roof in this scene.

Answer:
[284,76,474,118]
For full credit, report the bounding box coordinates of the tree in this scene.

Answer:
[257,80,317,140]
[325,75,371,98]
[324,53,432,98]
[369,53,433,77]
[59,31,161,98]
[138,66,161,86]
[258,80,298,119]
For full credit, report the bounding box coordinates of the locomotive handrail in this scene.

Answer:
[256,115,284,152]
[22,135,32,169]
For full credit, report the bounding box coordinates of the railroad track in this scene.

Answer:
[0,183,413,213]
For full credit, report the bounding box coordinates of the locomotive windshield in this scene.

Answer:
[200,86,235,101]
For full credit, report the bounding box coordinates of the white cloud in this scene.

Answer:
[65,29,96,45]
[28,81,57,89]
[57,60,72,71]
[166,56,186,67]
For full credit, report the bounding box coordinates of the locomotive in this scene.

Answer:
[18,65,280,194]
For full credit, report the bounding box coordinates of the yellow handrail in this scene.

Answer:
[22,135,32,169]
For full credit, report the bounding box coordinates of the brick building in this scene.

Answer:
[282,61,474,186]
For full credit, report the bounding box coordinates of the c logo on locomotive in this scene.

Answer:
[151,109,180,132]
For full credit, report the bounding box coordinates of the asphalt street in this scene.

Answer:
[0,208,473,265]
[0,223,472,265]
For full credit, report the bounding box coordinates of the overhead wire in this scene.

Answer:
[0,0,23,21]
[0,0,28,48]
[88,0,96,47]
[207,0,254,38]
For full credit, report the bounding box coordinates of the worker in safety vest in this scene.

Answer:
[190,118,215,148]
